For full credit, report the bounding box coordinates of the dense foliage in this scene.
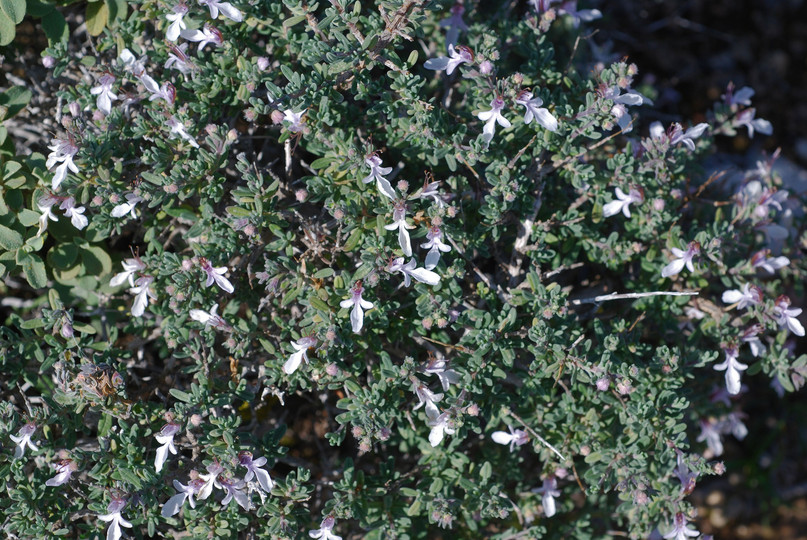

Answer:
[0,1,804,538]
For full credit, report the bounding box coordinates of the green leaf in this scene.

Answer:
[80,245,112,276]
[309,296,330,312]
[310,156,335,170]
[26,0,54,17]
[21,253,47,288]
[41,10,68,43]
[313,268,334,279]
[0,224,23,249]
[169,388,192,402]
[0,86,31,120]
[0,13,12,46]
[72,322,96,334]
[0,0,24,25]
[343,228,362,252]
[20,318,45,329]
[85,1,108,36]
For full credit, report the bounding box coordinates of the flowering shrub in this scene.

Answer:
[0,1,804,539]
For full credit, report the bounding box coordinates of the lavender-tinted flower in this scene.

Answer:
[118,48,146,77]
[45,458,77,487]
[90,74,118,115]
[423,355,460,391]
[110,257,146,288]
[477,96,511,144]
[340,281,374,333]
[535,475,560,517]
[36,195,59,237]
[411,377,443,417]
[491,425,529,452]
[98,496,132,540]
[165,43,192,74]
[147,81,177,106]
[601,86,652,133]
[661,241,700,278]
[154,422,180,472]
[773,295,805,336]
[283,336,317,374]
[10,422,38,459]
[666,122,709,151]
[734,107,772,138]
[713,346,747,396]
[59,197,89,230]
[388,257,440,287]
[111,193,144,218]
[362,155,397,200]
[723,412,748,440]
[218,475,249,510]
[166,116,200,148]
[673,451,697,495]
[130,275,156,317]
[384,200,414,256]
[190,304,233,332]
[238,451,275,493]
[696,419,724,456]
[724,84,755,107]
[753,186,788,219]
[161,478,206,517]
[602,186,644,218]
[181,25,224,52]
[420,224,452,270]
[283,109,305,133]
[662,512,700,540]
[515,90,559,132]
[439,3,469,48]
[721,283,762,310]
[556,0,602,27]
[424,44,473,75]
[309,516,342,540]
[198,0,243,22]
[200,258,235,293]
[198,461,225,501]
[46,137,80,191]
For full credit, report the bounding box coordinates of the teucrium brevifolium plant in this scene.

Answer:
[0,1,803,539]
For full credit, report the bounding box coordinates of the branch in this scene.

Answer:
[505,408,566,461]
[570,290,699,306]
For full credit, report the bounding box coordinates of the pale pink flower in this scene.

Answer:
[662,512,699,540]
[602,86,652,133]
[166,116,200,148]
[750,249,789,274]
[218,475,249,509]
[165,43,192,74]
[200,258,235,293]
[238,451,274,493]
[673,451,697,495]
[423,355,460,390]
[59,197,88,230]
[46,459,77,487]
[734,108,772,138]
[283,110,305,133]
[556,1,602,27]
[147,81,177,106]
[411,377,443,417]
[696,418,724,456]
[741,324,765,357]
[669,122,709,151]
[197,461,225,501]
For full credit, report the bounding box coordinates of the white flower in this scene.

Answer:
[662,512,700,540]
[669,122,709,151]
[420,225,451,270]
[45,459,77,487]
[200,258,235,293]
[197,462,225,501]
[734,107,772,138]
[556,0,602,27]
[165,4,188,42]
[198,0,243,22]
[36,195,59,237]
[515,90,558,132]
[773,295,805,336]
[713,346,748,395]
[59,197,88,230]
[161,478,205,517]
[425,406,455,447]
[10,422,38,459]
[741,324,766,357]
[535,476,560,517]
[283,336,317,374]
[491,425,529,452]
[154,422,180,473]
[190,304,232,332]
[90,73,118,115]
[477,96,511,144]
[111,193,144,218]
[416,180,446,207]
[362,155,397,200]
[165,43,192,74]
[98,497,132,540]
[411,377,443,418]
[118,48,146,77]
[697,419,723,456]
[181,25,224,52]
[130,275,156,317]
[721,283,762,310]
[166,116,200,148]
[602,187,644,218]
[726,85,755,106]
[661,241,700,278]
[423,355,460,391]
[340,282,373,333]
[147,81,176,106]
[46,137,80,191]
[602,86,652,133]
[439,4,468,48]
[309,516,342,540]
[384,202,413,256]
[239,451,275,493]
[673,451,697,495]
[424,44,473,75]
[110,257,146,288]
[388,257,440,287]
[218,475,249,510]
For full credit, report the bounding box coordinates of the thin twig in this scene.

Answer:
[505,408,565,461]
[570,290,699,305]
